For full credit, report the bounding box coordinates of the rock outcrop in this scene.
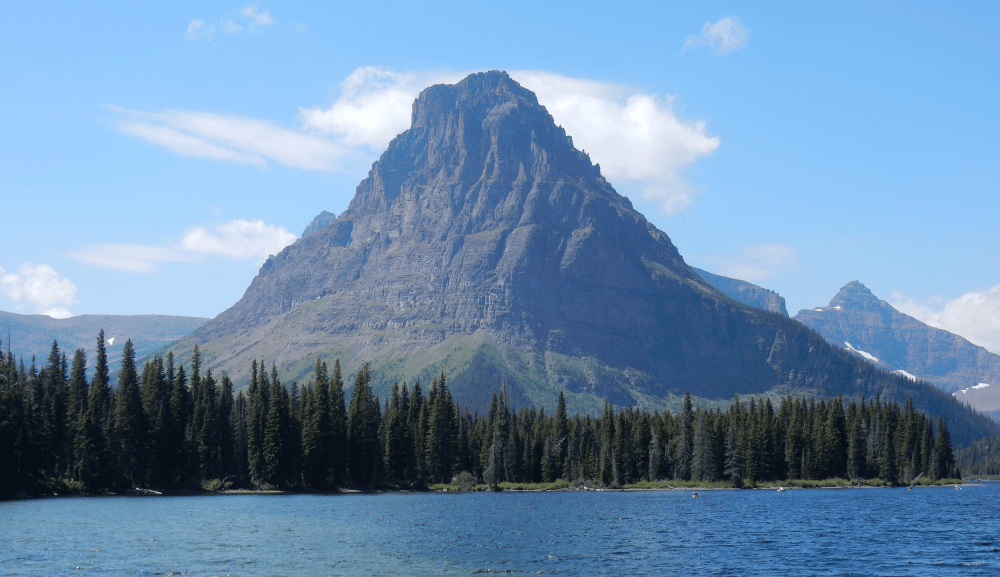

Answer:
[692,267,788,316]
[172,72,995,443]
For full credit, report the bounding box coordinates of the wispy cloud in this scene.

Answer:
[186,4,275,41]
[891,286,1000,355]
[114,67,721,214]
[684,17,749,54]
[70,219,297,273]
[239,5,274,27]
[110,106,354,171]
[0,263,77,318]
[696,244,798,282]
[186,20,212,40]
[69,245,198,273]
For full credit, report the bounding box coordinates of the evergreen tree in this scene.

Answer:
[65,348,88,479]
[933,417,956,480]
[263,366,291,488]
[346,363,381,487]
[425,372,457,484]
[302,360,332,488]
[110,340,145,489]
[674,392,694,481]
[328,359,348,486]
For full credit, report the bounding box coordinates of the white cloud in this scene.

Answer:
[891,287,1000,355]
[299,67,719,214]
[697,244,799,282]
[186,5,274,40]
[69,244,198,273]
[0,264,77,318]
[116,67,720,214]
[110,106,354,171]
[180,219,296,260]
[684,17,749,54]
[512,71,720,214]
[222,20,243,34]
[185,20,214,40]
[300,67,464,149]
[240,5,274,27]
[70,219,297,273]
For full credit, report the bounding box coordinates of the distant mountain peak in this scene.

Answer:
[829,280,883,311]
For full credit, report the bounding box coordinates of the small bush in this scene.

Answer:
[201,479,223,492]
[451,471,477,492]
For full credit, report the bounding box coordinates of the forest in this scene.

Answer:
[0,331,960,498]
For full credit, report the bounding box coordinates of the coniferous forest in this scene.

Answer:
[0,332,962,498]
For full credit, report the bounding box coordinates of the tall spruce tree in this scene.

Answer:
[110,340,145,489]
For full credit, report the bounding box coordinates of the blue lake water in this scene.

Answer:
[2,484,999,576]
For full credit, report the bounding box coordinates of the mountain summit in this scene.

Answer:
[177,72,993,441]
[795,281,1000,419]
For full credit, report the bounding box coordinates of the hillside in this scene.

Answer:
[0,310,208,376]
[692,267,788,315]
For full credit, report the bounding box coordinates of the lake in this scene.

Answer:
[2,484,998,576]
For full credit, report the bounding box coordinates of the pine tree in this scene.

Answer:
[933,417,956,480]
[825,397,847,479]
[65,348,88,479]
[723,413,744,487]
[346,363,381,487]
[674,392,694,481]
[77,330,111,490]
[691,409,716,482]
[302,360,332,488]
[425,372,457,484]
[110,340,145,489]
[328,360,347,486]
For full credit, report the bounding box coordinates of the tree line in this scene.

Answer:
[0,332,959,497]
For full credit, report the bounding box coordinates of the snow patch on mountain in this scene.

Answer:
[844,341,880,364]
[956,383,991,395]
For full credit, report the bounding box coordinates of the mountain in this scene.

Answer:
[692,267,788,315]
[0,310,208,376]
[302,210,336,238]
[171,71,995,443]
[794,281,1000,419]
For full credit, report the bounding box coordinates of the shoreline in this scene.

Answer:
[4,479,982,501]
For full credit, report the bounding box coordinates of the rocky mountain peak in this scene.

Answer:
[829,280,884,311]
[173,72,997,443]
[345,70,607,223]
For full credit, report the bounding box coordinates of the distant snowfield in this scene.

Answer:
[956,383,991,395]
[844,341,880,364]
[893,369,918,381]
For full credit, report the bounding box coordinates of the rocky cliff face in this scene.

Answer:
[174,72,994,442]
[692,268,788,316]
[794,281,1000,417]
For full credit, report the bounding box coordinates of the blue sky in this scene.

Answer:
[2,2,999,352]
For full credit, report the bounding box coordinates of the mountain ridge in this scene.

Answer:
[170,71,996,444]
[794,281,1000,419]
